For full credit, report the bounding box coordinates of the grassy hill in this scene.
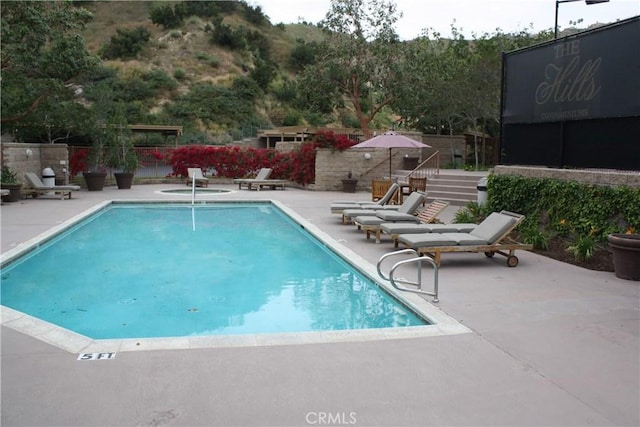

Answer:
[79,1,327,131]
[75,1,332,134]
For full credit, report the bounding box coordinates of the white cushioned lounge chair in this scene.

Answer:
[233,168,272,189]
[382,222,477,247]
[396,210,532,267]
[342,191,426,225]
[354,199,452,243]
[233,168,286,190]
[24,172,80,200]
[186,168,209,187]
[330,183,400,214]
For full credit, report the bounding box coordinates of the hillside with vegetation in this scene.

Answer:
[82,1,325,89]
[2,0,554,147]
[81,1,334,143]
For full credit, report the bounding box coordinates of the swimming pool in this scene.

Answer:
[2,202,427,339]
[0,200,470,352]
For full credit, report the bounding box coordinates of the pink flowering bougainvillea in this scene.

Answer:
[167,130,357,185]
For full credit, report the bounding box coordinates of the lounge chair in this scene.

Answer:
[396,210,533,267]
[24,172,80,200]
[355,199,452,243]
[382,221,477,247]
[330,183,400,214]
[344,191,426,225]
[186,168,209,187]
[248,176,287,191]
[254,180,286,191]
[233,168,272,190]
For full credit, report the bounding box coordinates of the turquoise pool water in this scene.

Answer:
[1,203,428,339]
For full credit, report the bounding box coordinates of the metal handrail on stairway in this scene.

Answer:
[377,249,439,302]
[361,150,440,185]
[407,151,440,181]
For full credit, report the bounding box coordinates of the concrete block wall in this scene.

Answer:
[1,142,70,185]
[314,147,422,191]
[421,134,466,167]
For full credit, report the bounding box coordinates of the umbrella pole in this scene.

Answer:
[389,148,392,179]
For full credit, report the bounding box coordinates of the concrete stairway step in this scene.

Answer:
[429,178,479,187]
[425,192,478,206]
[427,183,476,193]
[394,169,487,206]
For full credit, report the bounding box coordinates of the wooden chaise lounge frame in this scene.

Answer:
[233,168,286,190]
[248,180,287,191]
[347,191,426,227]
[330,183,400,214]
[399,210,533,267]
[233,168,272,189]
[359,199,450,243]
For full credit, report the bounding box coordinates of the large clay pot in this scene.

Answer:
[114,172,134,189]
[83,172,107,191]
[1,183,22,202]
[341,178,358,193]
[607,233,640,281]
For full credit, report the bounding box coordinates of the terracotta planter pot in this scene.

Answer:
[114,172,134,189]
[607,233,640,281]
[83,172,107,191]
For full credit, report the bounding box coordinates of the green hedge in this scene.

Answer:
[487,174,640,244]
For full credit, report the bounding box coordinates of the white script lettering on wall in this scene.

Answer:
[535,40,602,106]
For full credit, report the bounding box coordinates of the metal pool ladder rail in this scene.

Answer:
[377,249,440,302]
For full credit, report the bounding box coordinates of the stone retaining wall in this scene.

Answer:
[1,143,70,185]
[493,165,640,188]
[421,134,465,167]
[314,147,422,191]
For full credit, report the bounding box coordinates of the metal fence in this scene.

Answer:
[69,146,176,178]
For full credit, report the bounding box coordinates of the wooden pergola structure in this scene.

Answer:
[128,124,183,147]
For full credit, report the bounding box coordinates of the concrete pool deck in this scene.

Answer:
[1,182,638,426]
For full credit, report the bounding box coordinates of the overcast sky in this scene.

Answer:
[256,0,639,39]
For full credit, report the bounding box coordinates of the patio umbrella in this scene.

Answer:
[350,131,431,178]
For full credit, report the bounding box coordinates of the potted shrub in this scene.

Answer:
[107,136,138,190]
[341,171,358,193]
[83,139,108,191]
[1,165,22,202]
[84,101,133,191]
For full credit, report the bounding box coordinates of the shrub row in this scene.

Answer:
[168,130,356,185]
[69,130,356,185]
[487,174,640,246]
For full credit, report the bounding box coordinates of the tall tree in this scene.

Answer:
[459,29,553,169]
[395,27,470,136]
[298,0,406,137]
[1,1,99,130]
[394,25,553,168]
